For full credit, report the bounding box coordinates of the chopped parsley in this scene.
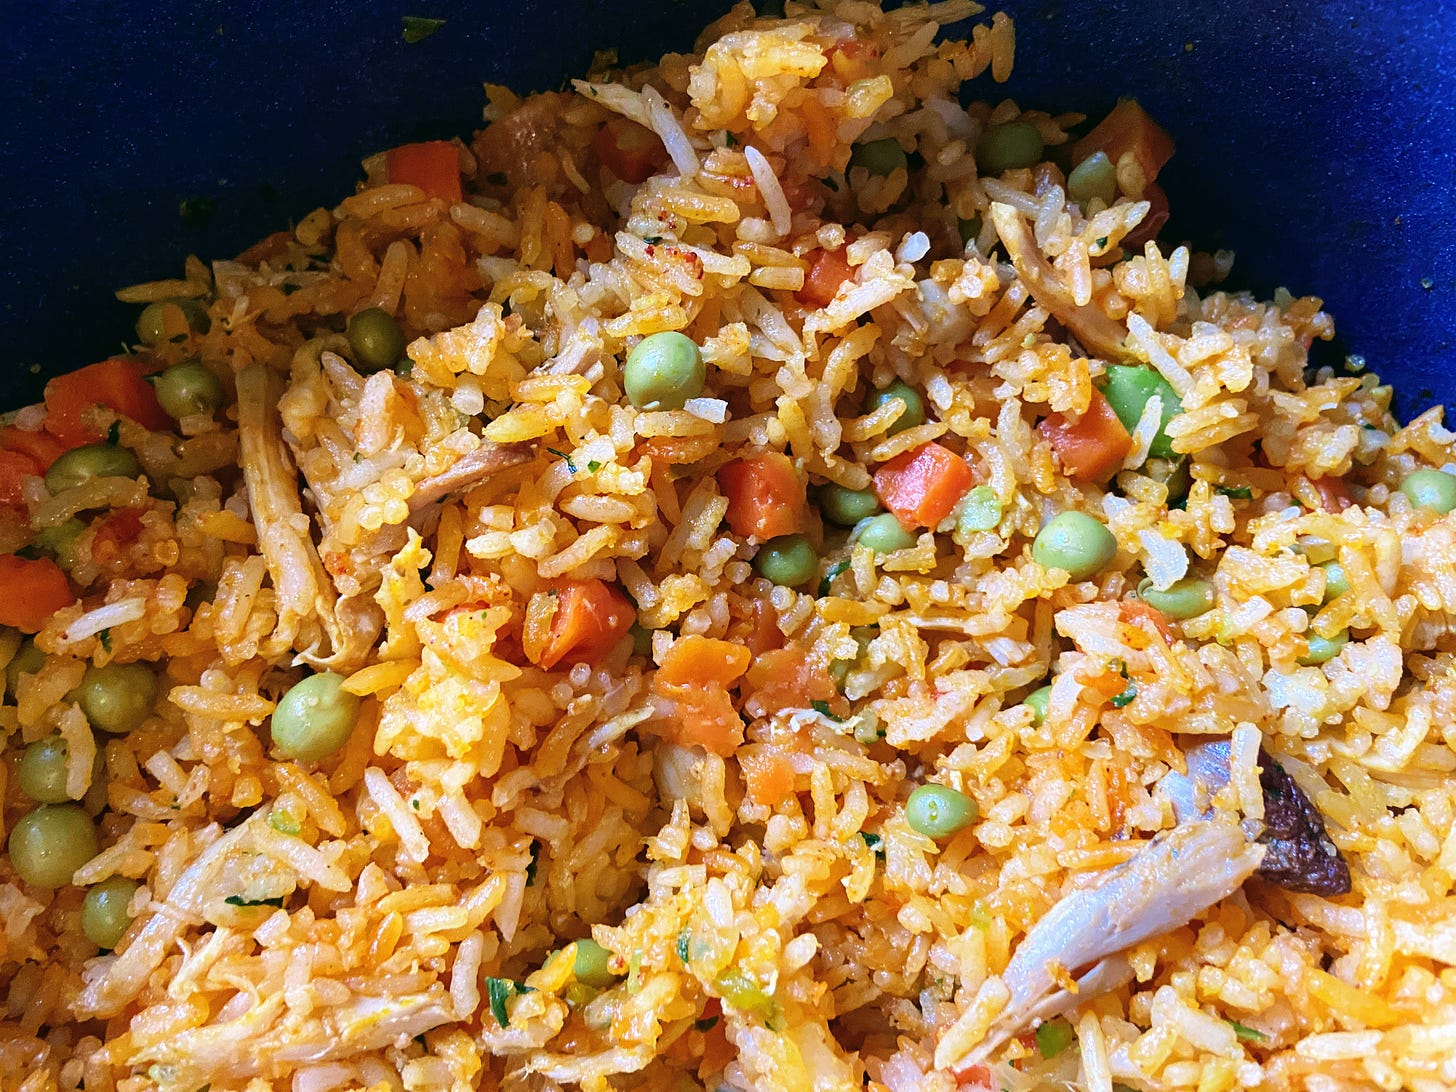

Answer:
[811,699,843,722]
[224,894,285,908]
[859,831,884,857]
[1110,683,1138,708]
[401,15,446,43]
[98,628,112,653]
[1228,1019,1268,1043]
[546,447,579,474]
[587,460,603,473]
[694,1015,720,1031]
[1217,485,1254,500]
[485,978,532,1027]
[676,929,692,962]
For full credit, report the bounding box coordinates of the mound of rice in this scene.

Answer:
[4,3,1456,1090]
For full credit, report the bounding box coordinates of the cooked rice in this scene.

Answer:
[3,3,1455,1091]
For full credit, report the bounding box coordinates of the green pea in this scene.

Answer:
[1067,151,1117,206]
[17,735,79,804]
[955,485,1002,534]
[82,876,140,949]
[1137,576,1215,620]
[849,138,908,177]
[6,638,46,697]
[35,518,86,569]
[623,331,706,411]
[865,380,925,435]
[44,444,141,494]
[270,672,360,761]
[1400,468,1456,514]
[1035,1016,1075,1058]
[153,361,225,420]
[851,513,918,555]
[346,307,407,372]
[818,483,882,527]
[1032,511,1118,580]
[7,804,98,888]
[753,534,819,588]
[957,215,983,246]
[1299,628,1349,666]
[75,663,159,735]
[573,938,620,988]
[1024,684,1051,726]
[905,783,978,841]
[1101,365,1183,460]
[629,622,654,658]
[135,299,210,346]
[1320,560,1349,604]
[974,121,1044,175]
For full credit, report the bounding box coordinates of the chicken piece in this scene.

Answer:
[988,202,1130,361]
[1165,738,1352,895]
[406,440,534,515]
[948,817,1263,1069]
[237,364,377,671]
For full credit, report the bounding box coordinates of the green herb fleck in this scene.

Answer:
[224,894,285,908]
[1217,485,1254,500]
[1110,683,1137,708]
[486,977,516,1027]
[98,628,112,653]
[676,929,692,963]
[859,831,884,858]
[694,1015,720,1031]
[724,132,738,147]
[1094,235,1108,248]
[587,460,603,473]
[179,195,218,227]
[401,15,446,43]
[546,447,579,474]
[1228,1019,1268,1043]
[818,558,851,596]
[643,236,663,245]
[811,699,843,722]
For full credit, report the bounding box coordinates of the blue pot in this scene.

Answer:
[3,0,1452,410]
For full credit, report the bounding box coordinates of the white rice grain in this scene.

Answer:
[744,145,790,237]
[58,598,147,644]
[364,767,431,864]
[643,86,700,178]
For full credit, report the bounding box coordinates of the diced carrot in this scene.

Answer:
[873,441,975,529]
[657,634,752,689]
[652,680,744,756]
[1310,475,1353,512]
[91,507,147,566]
[740,748,797,806]
[591,117,666,185]
[0,555,74,633]
[952,1064,994,1091]
[1123,180,1170,249]
[0,449,40,508]
[0,424,70,469]
[533,579,636,670]
[1072,99,1175,187]
[718,452,805,540]
[385,141,463,203]
[1120,599,1177,646]
[742,597,784,656]
[43,358,172,446]
[1037,389,1132,483]
[743,646,837,716]
[795,247,854,308]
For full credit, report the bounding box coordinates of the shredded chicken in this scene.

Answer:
[407,440,534,514]
[237,364,375,671]
[949,817,1264,1069]
[988,201,1130,361]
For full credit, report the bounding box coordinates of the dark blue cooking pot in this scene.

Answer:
[3,0,1453,411]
